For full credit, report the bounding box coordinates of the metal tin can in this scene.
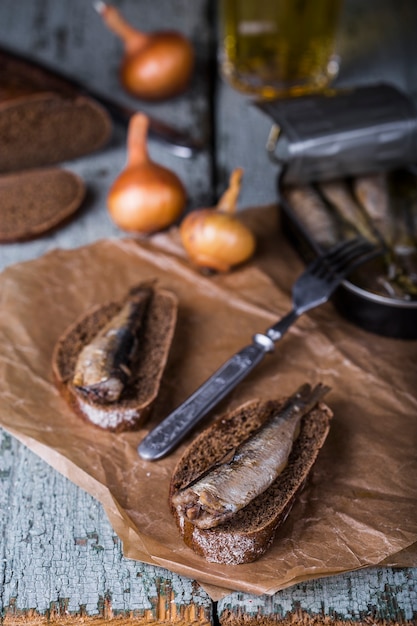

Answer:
[257,84,417,184]
[257,84,417,338]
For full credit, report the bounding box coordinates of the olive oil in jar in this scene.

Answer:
[219,0,342,98]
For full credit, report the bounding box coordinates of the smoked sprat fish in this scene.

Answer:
[319,180,379,244]
[283,186,342,247]
[353,173,394,246]
[353,172,417,298]
[72,286,153,403]
[172,383,330,530]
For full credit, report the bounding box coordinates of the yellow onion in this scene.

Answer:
[96,2,195,101]
[180,168,256,272]
[108,112,186,234]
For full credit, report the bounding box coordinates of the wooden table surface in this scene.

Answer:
[1,0,417,624]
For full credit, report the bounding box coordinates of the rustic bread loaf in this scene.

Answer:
[169,393,333,564]
[52,284,178,432]
[0,167,85,242]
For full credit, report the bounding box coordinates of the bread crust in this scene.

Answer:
[0,92,111,173]
[0,167,85,242]
[169,397,333,564]
[0,50,111,240]
[52,285,178,433]
[0,46,112,168]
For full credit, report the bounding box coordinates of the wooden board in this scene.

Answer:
[1,0,417,622]
[218,568,417,625]
[0,429,212,624]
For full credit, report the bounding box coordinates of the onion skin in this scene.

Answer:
[108,112,186,234]
[180,168,256,272]
[121,32,195,101]
[108,165,186,234]
[96,2,194,101]
[180,210,256,272]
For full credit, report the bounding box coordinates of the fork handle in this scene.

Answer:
[266,309,299,342]
[138,336,274,461]
[138,311,299,460]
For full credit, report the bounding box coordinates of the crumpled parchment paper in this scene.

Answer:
[0,205,416,599]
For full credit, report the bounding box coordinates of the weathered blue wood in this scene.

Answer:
[0,429,212,623]
[218,568,417,624]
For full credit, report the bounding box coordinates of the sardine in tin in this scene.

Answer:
[256,84,417,339]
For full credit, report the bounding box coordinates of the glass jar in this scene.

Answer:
[219,0,343,99]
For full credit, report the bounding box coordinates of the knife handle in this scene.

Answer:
[138,335,274,461]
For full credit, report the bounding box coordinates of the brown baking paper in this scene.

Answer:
[0,205,416,598]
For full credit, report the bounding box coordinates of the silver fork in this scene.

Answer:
[138,237,378,460]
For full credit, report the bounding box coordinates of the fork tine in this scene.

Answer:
[314,237,375,281]
[308,238,363,276]
[327,238,374,273]
[324,237,371,266]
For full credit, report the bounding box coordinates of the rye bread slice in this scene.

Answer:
[0,167,85,242]
[0,92,111,173]
[0,47,111,172]
[169,395,333,565]
[52,285,178,433]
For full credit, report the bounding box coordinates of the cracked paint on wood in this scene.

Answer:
[0,429,212,624]
[3,427,417,625]
[220,612,416,626]
[218,568,417,625]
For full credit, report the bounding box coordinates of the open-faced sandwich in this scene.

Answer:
[52,282,177,432]
[169,383,332,564]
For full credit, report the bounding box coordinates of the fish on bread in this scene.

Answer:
[52,282,178,432]
[169,383,333,564]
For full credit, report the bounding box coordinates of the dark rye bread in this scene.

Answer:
[0,167,85,242]
[169,396,333,565]
[0,92,111,173]
[52,285,178,433]
[0,47,112,173]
